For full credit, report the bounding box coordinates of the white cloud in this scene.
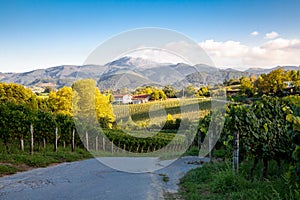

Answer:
[251,31,259,36]
[265,31,279,39]
[199,37,300,69]
[262,38,300,50]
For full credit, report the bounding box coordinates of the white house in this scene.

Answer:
[113,94,132,104]
[131,94,150,104]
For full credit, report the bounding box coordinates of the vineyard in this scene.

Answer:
[173,96,300,199]
[0,81,212,160]
[113,98,211,123]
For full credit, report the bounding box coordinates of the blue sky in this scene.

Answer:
[1,0,300,72]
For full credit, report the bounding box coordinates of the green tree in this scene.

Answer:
[255,68,287,95]
[184,85,195,97]
[163,85,176,98]
[43,86,54,93]
[239,76,256,97]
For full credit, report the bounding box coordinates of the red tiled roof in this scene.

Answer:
[132,94,150,100]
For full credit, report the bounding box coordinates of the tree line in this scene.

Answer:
[226,68,300,97]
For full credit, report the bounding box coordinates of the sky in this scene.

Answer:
[1,0,300,72]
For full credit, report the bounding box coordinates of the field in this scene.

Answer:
[113,98,211,124]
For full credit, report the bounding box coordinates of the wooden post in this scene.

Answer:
[198,130,202,151]
[43,138,46,149]
[233,131,239,173]
[95,136,98,151]
[85,131,89,151]
[209,132,212,162]
[20,138,24,152]
[30,124,34,155]
[102,137,105,151]
[71,128,75,152]
[54,127,58,152]
[111,141,114,153]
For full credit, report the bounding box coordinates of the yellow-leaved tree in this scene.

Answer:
[72,79,115,128]
[49,86,73,116]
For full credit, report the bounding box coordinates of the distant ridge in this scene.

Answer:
[0,57,298,90]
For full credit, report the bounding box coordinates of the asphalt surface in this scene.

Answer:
[0,156,206,200]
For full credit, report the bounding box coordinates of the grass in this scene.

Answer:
[182,146,200,157]
[0,164,20,176]
[176,160,300,200]
[0,144,92,177]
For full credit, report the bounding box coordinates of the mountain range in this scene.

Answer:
[0,56,299,90]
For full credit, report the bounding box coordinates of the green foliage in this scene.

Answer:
[284,95,300,183]
[0,164,20,176]
[239,76,256,97]
[55,113,75,143]
[179,161,299,200]
[163,85,176,98]
[224,78,240,86]
[196,86,210,97]
[184,84,196,97]
[198,96,294,178]
[134,85,167,100]
[254,68,293,95]
[102,129,184,153]
[8,103,36,141]
[34,110,56,142]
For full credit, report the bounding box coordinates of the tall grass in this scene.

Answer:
[178,160,300,200]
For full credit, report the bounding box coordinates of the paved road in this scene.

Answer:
[0,157,205,200]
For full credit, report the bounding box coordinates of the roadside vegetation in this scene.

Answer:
[178,161,299,200]
[174,68,300,199]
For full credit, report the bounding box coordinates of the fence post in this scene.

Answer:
[95,136,98,151]
[233,131,239,173]
[102,137,105,151]
[209,132,212,162]
[72,128,75,152]
[86,131,89,151]
[54,127,58,152]
[30,124,34,155]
